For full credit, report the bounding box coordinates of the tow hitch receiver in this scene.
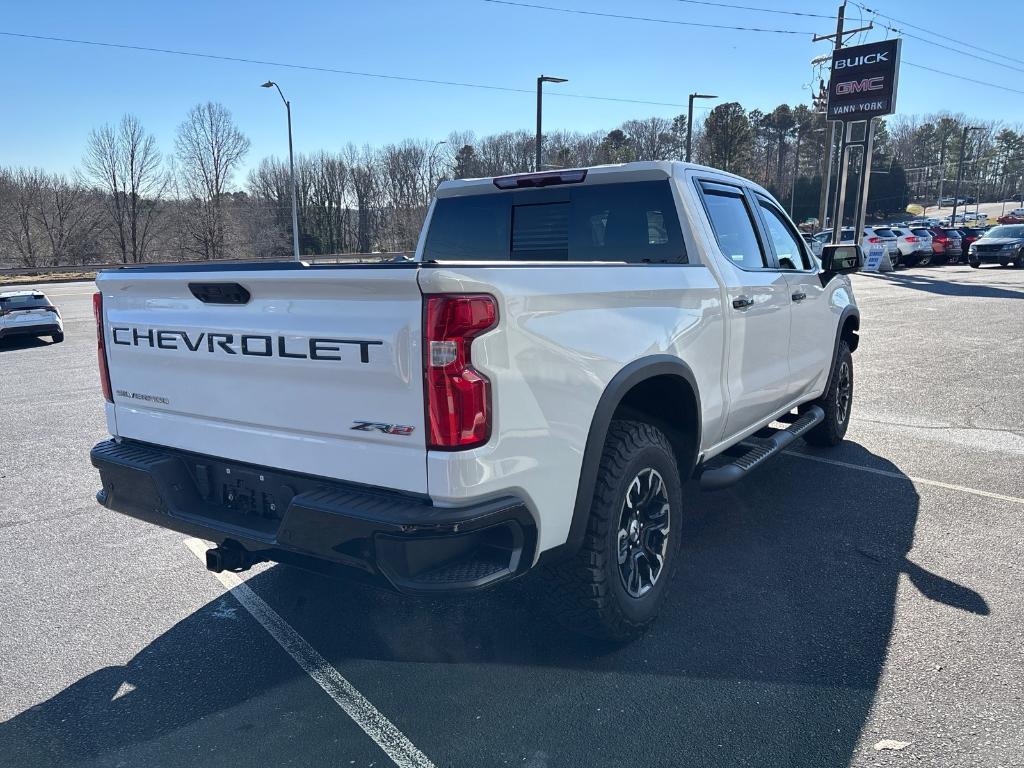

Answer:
[205,543,253,573]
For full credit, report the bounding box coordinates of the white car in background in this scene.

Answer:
[889,226,932,267]
[0,290,64,344]
[815,227,900,267]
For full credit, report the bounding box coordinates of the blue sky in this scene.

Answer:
[1,0,1021,178]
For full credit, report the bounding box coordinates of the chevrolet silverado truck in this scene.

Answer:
[90,161,862,640]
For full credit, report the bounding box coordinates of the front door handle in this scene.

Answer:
[732,296,754,310]
[791,291,807,302]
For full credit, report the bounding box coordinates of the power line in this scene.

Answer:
[479,0,815,34]
[661,0,832,19]
[0,29,699,110]
[903,61,1024,97]
[849,2,1024,68]
[858,16,1024,76]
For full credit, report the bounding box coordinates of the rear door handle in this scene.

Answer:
[791,292,807,302]
[732,296,754,310]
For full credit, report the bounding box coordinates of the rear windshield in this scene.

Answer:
[911,228,930,237]
[943,229,961,237]
[423,180,686,263]
[0,294,51,310]
[872,228,895,237]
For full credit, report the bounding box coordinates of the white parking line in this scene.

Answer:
[785,451,1024,505]
[183,538,436,768]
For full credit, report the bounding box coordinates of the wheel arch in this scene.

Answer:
[541,355,701,564]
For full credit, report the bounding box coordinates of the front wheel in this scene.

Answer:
[969,260,981,269]
[542,420,683,642]
[1016,252,1024,268]
[803,341,853,447]
[51,332,64,343]
[999,259,1010,267]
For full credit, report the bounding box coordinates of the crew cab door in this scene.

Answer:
[695,180,792,439]
[751,194,835,399]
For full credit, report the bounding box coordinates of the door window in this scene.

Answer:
[698,185,767,270]
[757,200,812,270]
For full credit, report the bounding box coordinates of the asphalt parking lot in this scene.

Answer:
[1,267,1022,768]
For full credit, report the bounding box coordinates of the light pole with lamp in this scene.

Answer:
[536,75,568,171]
[261,81,300,261]
[686,93,716,163]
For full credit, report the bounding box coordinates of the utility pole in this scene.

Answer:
[813,3,873,231]
[936,134,949,212]
[951,125,982,227]
[790,123,803,215]
[686,93,716,163]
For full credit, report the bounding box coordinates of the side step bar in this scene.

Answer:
[699,405,825,492]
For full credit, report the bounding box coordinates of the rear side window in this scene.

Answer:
[698,185,766,270]
[423,180,686,263]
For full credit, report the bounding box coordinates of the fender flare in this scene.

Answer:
[822,305,860,395]
[543,355,701,564]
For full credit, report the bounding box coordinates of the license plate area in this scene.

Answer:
[180,458,302,538]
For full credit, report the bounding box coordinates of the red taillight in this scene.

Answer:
[92,292,113,402]
[935,235,949,244]
[867,237,881,244]
[424,294,497,450]
[906,236,918,243]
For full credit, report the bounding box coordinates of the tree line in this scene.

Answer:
[2,101,1023,268]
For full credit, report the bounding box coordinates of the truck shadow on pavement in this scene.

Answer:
[0,442,988,767]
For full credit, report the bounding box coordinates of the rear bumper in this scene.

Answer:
[0,322,61,339]
[91,439,537,593]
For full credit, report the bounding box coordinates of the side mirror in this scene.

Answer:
[820,243,863,274]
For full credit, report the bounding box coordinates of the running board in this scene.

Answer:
[699,406,825,492]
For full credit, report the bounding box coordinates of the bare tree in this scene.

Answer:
[175,102,250,259]
[83,115,166,263]
[34,174,99,265]
[0,167,46,267]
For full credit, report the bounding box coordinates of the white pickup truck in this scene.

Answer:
[90,161,862,640]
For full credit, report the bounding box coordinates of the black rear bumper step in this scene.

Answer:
[90,438,536,594]
[699,405,825,491]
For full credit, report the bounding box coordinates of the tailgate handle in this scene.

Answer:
[189,283,251,305]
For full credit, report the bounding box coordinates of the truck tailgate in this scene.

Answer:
[96,266,427,493]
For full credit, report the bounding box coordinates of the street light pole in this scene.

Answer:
[535,75,568,171]
[262,81,300,261]
[950,125,981,228]
[686,93,716,163]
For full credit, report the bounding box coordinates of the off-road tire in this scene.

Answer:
[541,420,683,642]
[51,332,64,343]
[803,340,853,447]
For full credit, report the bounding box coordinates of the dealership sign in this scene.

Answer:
[827,39,902,121]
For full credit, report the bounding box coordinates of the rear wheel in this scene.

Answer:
[999,259,1010,267]
[542,420,683,642]
[803,341,853,448]
[51,332,64,343]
